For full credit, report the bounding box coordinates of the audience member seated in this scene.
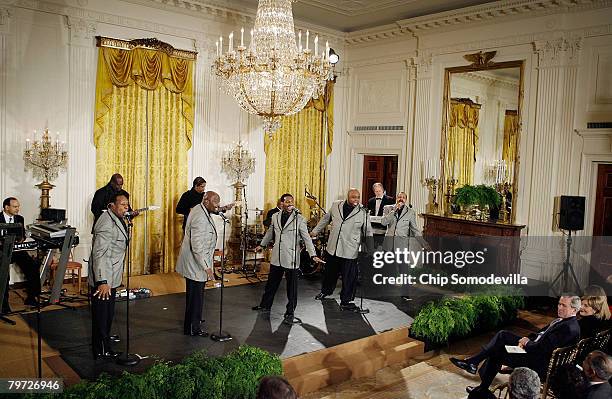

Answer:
[579,291,611,339]
[582,350,612,399]
[256,376,297,399]
[508,367,540,399]
[450,295,581,396]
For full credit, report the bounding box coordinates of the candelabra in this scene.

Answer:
[221,141,256,263]
[424,177,439,214]
[496,182,511,223]
[444,178,458,216]
[23,128,68,212]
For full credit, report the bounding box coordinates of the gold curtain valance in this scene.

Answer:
[449,99,481,130]
[94,43,195,148]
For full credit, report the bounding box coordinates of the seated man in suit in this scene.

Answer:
[450,295,581,396]
[583,350,612,399]
[2,197,40,309]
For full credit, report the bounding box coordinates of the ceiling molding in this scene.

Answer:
[298,0,418,17]
[346,0,612,46]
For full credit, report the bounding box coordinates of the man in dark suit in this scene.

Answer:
[91,174,137,229]
[583,350,612,399]
[263,199,281,229]
[176,177,206,231]
[450,295,582,395]
[367,183,394,249]
[1,197,40,309]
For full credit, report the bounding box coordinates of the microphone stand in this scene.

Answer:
[211,213,232,342]
[356,209,369,314]
[117,215,141,366]
[284,209,302,325]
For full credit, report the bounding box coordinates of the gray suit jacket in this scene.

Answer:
[380,205,423,252]
[312,200,373,259]
[176,204,217,282]
[260,211,316,269]
[88,210,128,288]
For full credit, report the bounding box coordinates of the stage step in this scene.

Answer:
[283,326,424,396]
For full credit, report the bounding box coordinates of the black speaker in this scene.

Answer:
[558,196,585,231]
[40,208,66,223]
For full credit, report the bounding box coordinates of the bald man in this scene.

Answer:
[176,191,220,337]
[311,189,373,311]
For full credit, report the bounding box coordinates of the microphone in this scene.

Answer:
[218,211,230,223]
[123,205,160,218]
[291,207,301,214]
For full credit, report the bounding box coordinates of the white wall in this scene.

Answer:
[0,0,344,282]
[338,3,612,284]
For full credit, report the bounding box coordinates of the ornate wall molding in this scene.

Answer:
[345,0,611,46]
[0,6,12,34]
[411,53,433,78]
[347,52,415,68]
[533,35,583,68]
[66,16,96,47]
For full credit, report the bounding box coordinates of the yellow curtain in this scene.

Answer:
[502,110,518,164]
[94,47,193,275]
[447,99,480,187]
[263,82,334,217]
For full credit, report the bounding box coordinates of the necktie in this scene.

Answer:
[534,318,562,342]
[375,198,382,215]
[8,216,13,223]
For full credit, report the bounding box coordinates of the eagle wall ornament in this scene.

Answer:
[463,51,497,67]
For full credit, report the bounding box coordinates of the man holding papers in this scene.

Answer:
[450,295,581,396]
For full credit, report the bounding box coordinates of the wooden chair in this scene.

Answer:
[575,328,612,364]
[50,250,83,295]
[540,344,578,398]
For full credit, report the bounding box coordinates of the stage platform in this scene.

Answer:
[21,278,422,381]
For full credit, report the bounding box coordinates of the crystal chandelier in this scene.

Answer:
[23,128,68,209]
[212,0,333,134]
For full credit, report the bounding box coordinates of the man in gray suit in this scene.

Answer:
[176,191,220,337]
[89,192,129,359]
[252,194,324,324]
[311,188,373,311]
[380,191,425,252]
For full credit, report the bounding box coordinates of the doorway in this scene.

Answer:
[590,163,612,288]
[361,155,398,205]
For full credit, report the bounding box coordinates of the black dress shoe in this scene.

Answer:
[466,386,476,394]
[189,329,209,337]
[340,302,358,311]
[109,334,121,343]
[251,305,271,312]
[282,315,302,325]
[450,357,478,375]
[24,297,38,307]
[314,292,328,300]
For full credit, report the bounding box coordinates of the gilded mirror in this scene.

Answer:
[440,52,523,223]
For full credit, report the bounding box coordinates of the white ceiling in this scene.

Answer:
[206,0,497,32]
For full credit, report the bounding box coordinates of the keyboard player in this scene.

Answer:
[1,197,40,311]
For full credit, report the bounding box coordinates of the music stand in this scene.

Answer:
[0,223,20,325]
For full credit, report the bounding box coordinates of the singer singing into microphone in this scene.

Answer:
[310,189,373,311]
[252,194,324,325]
[88,193,129,359]
[176,191,220,337]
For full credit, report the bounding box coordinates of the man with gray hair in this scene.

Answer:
[451,295,581,395]
[583,350,612,399]
[509,367,540,399]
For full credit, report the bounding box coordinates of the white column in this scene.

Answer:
[326,67,351,205]
[409,53,433,224]
[530,36,582,236]
[403,58,417,199]
[65,16,97,261]
[0,7,12,197]
[191,38,215,181]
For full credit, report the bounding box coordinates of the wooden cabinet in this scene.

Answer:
[421,213,526,275]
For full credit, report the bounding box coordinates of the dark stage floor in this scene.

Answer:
[22,278,421,380]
